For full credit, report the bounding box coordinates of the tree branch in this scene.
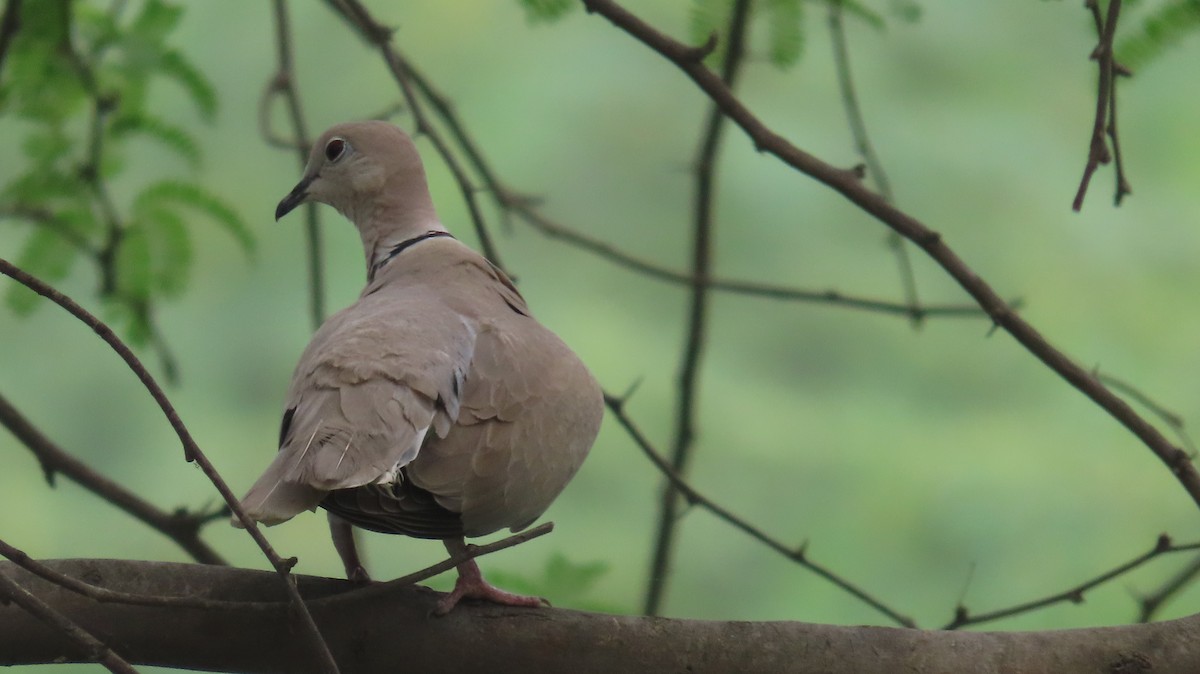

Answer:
[643,0,750,618]
[5,559,1200,673]
[1072,0,1126,211]
[578,0,1200,515]
[0,392,227,566]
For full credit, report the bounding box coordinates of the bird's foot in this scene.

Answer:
[346,564,371,585]
[434,560,549,616]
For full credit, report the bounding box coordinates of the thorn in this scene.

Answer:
[622,376,644,403]
[1068,590,1085,604]
[1155,533,1172,552]
[277,557,299,573]
[792,539,809,561]
[850,163,867,179]
[684,32,719,62]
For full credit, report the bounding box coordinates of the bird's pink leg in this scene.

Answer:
[434,538,548,615]
[328,513,371,584]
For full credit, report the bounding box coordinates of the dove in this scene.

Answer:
[237,121,603,614]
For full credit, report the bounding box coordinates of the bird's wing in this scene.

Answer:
[239,288,474,525]
[406,261,604,536]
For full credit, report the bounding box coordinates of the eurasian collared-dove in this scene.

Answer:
[237,120,603,614]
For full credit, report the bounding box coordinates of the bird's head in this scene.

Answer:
[275,121,433,229]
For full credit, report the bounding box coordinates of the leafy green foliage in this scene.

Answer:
[517,0,576,24]
[1117,0,1200,70]
[0,0,242,364]
[765,0,805,68]
[486,553,621,612]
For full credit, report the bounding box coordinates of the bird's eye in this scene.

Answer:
[324,137,347,162]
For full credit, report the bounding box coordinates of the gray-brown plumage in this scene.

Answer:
[237,121,603,613]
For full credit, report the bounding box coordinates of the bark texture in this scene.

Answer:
[1,559,1197,673]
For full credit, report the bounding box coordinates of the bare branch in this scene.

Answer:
[0,392,227,565]
[643,0,751,618]
[605,393,915,627]
[579,0,1200,515]
[1072,0,1127,211]
[945,534,1200,630]
[0,258,341,674]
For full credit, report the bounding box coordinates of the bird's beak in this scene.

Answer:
[275,174,316,221]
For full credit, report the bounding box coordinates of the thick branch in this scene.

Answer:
[579,0,1200,514]
[4,559,1200,673]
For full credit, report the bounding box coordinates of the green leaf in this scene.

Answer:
[485,553,620,612]
[3,169,83,205]
[1117,0,1200,70]
[765,0,805,68]
[158,50,218,122]
[139,207,192,298]
[115,224,153,302]
[131,0,184,43]
[5,227,79,315]
[20,127,75,166]
[888,0,923,24]
[135,180,254,256]
[517,0,575,23]
[110,113,202,167]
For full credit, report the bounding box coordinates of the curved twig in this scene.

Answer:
[0,258,341,674]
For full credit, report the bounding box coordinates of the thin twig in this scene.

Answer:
[944,534,1200,629]
[0,392,227,565]
[580,0,1200,515]
[827,0,921,326]
[264,0,325,328]
[317,522,556,605]
[1137,551,1200,622]
[321,0,505,270]
[1072,0,1124,212]
[605,393,915,627]
[0,523,552,612]
[0,568,140,674]
[0,258,341,674]
[643,0,751,618]
[1096,371,1196,456]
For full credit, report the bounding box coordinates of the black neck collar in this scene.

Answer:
[370,230,454,280]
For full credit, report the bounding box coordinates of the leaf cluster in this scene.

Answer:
[0,0,249,361]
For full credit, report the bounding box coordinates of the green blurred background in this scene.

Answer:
[3,2,1200,667]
